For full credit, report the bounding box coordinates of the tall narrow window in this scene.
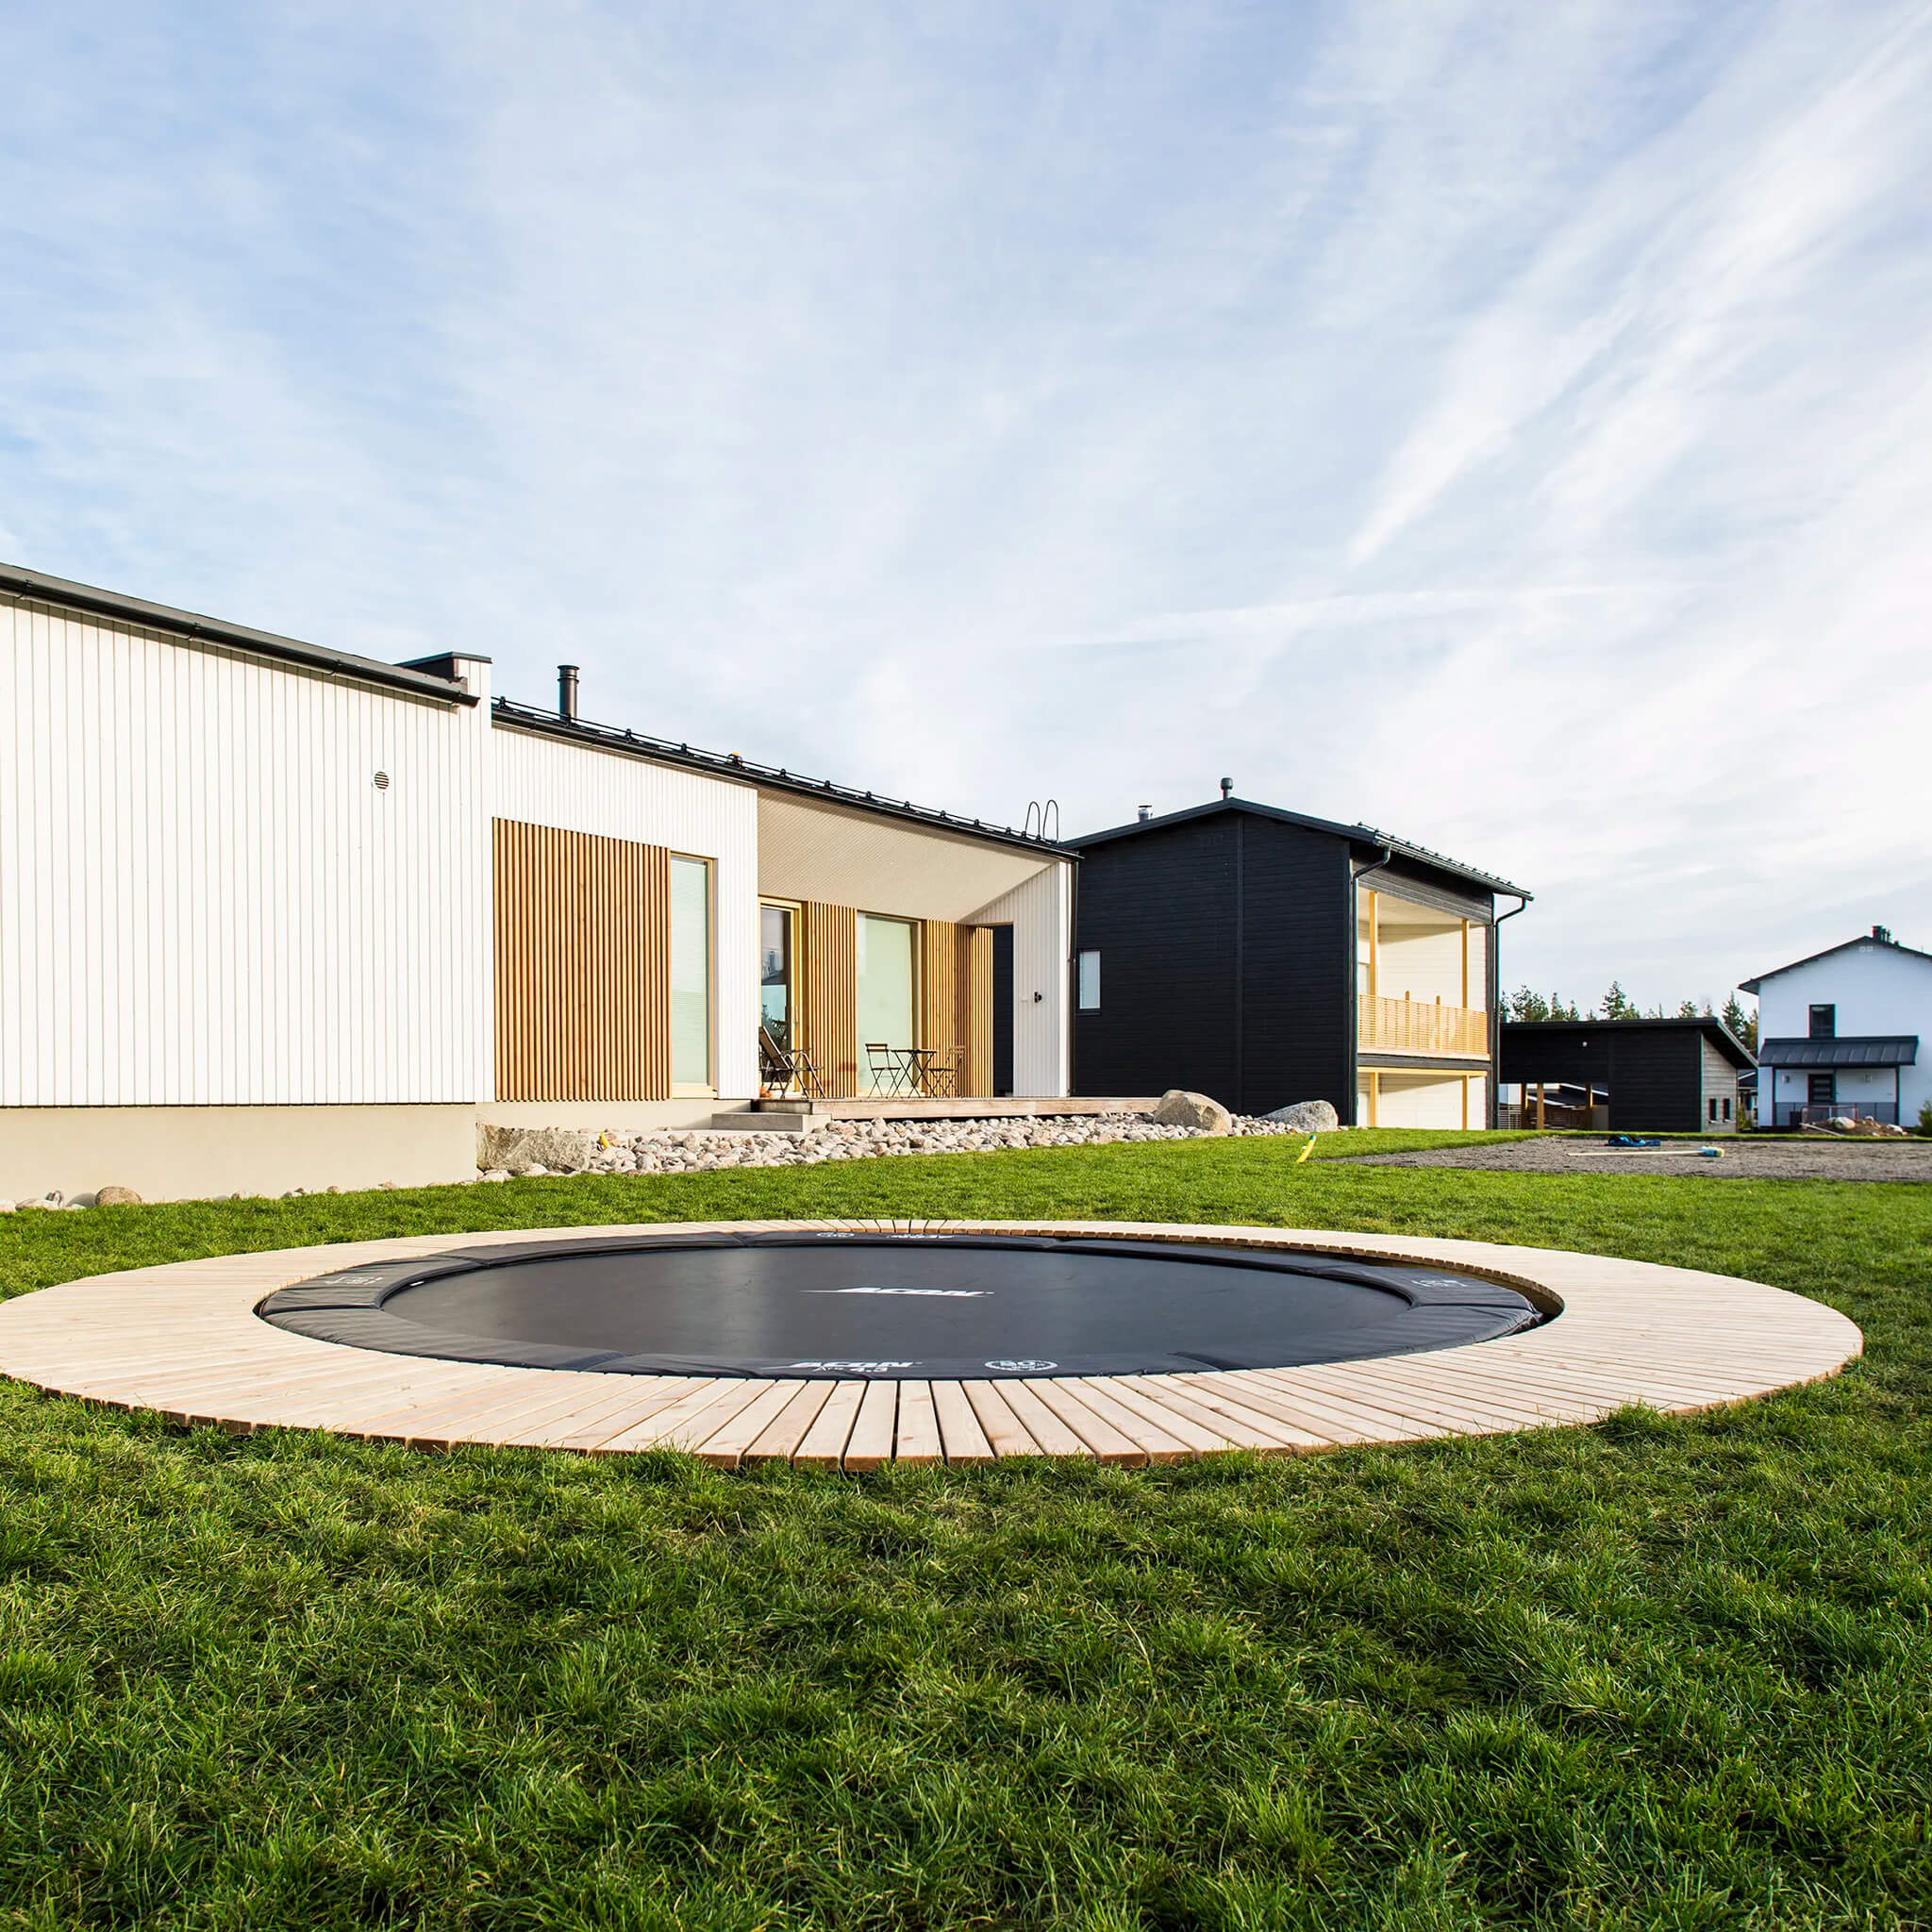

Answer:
[1809,1004,1836,1039]
[759,904,793,1049]
[1077,950,1101,1010]
[856,913,916,1093]
[670,856,711,1090]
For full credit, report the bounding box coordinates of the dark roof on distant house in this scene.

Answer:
[1501,1015,1757,1069]
[1068,797,1530,899]
[0,560,479,707]
[1740,929,1932,992]
[492,698,1074,860]
[1757,1036,1919,1069]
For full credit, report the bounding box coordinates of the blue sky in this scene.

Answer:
[4,0,1928,1012]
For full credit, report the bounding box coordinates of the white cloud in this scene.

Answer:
[1,0,1927,1009]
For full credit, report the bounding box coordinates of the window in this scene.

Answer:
[1723,1097,1732,1122]
[670,856,711,1090]
[1077,950,1101,1011]
[1708,1097,1718,1123]
[1809,1004,1836,1040]
[856,914,917,1092]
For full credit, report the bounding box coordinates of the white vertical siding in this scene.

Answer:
[968,862,1072,1097]
[490,725,760,1099]
[1,597,484,1107]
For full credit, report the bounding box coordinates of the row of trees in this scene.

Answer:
[1507,984,1757,1050]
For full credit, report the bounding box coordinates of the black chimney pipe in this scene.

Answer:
[558,664,579,722]
[1220,775,1233,800]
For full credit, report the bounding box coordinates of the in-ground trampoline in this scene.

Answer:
[0,1219,1864,1466]
[256,1229,1543,1380]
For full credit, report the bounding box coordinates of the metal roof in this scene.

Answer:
[1067,796,1529,899]
[1757,1035,1919,1069]
[1501,1015,1757,1068]
[492,699,1075,859]
[1740,931,1932,991]
[0,561,478,707]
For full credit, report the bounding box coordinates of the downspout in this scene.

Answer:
[1066,852,1079,1098]
[1351,846,1395,1124]
[1491,892,1530,1128]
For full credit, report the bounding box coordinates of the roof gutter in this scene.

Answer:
[0,563,475,707]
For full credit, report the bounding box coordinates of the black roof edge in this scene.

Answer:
[491,698,1076,859]
[1067,796,1529,899]
[0,561,476,706]
[1739,930,1932,992]
[1502,1014,1756,1067]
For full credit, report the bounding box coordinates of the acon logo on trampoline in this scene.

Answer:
[985,1359,1057,1373]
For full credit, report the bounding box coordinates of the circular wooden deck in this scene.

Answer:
[0,1220,1862,1467]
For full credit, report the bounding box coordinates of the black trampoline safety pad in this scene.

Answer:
[258,1231,1543,1381]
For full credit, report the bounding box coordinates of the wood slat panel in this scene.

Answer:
[919,920,958,1065]
[1357,992,1488,1058]
[799,901,858,1098]
[956,924,992,1097]
[493,818,671,1101]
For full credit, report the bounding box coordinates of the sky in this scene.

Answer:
[3,0,1928,1015]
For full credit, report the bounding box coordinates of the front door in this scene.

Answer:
[1807,1072,1835,1109]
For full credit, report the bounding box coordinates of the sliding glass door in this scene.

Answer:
[856,913,916,1093]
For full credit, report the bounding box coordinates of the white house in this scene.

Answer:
[1740,926,1928,1129]
[1,563,1074,1202]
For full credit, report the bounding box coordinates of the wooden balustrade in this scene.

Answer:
[1358,994,1488,1058]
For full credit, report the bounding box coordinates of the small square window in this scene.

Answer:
[1077,950,1101,1011]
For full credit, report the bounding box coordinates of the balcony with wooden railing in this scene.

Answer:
[1358,993,1489,1059]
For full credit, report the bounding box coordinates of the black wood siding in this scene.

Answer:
[1500,1025,1707,1131]
[1072,812,1353,1116]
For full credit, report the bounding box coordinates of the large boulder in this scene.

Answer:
[475,1124,599,1174]
[1150,1090,1233,1135]
[94,1184,142,1207]
[1265,1099,1341,1133]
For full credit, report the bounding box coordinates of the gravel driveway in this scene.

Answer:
[1331,1135,1932,1182]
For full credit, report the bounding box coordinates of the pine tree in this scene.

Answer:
[1722,993,1758,1053]
[1509,986,1551,1023]
[1599,981,1639,1020]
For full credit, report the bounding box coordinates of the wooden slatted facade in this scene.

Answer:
[493,819,671,1102]
[918,920,958,1062]
[799,902,858,1098]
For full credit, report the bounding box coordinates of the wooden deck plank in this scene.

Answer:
[841,1380,899,1472]
[684,1381,806,1467]
[791,1380,867,1471]
[931,1382,995,1464]
[1021,1378,1148,1463]
[997,1378,1099,1458]
[960,1380,1039,1458]
[744,1380,838,1465]
[894,1380,942,1465]
[1055,1379,1193,1463]
[598,1377,775,1456]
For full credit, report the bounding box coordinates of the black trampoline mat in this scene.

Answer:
[258,1232,1542,1378]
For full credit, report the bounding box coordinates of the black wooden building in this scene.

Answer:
[1500,1018,1755,1133]
[1068,796,1529,1124]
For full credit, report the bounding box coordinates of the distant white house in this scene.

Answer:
[1740,926,1928,1128]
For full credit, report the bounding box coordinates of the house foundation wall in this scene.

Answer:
[0,1105,477,1205]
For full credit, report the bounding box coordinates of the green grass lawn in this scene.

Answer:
[0,1135,1927,1930]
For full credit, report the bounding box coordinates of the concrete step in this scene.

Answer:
[711,1111,811,1135]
